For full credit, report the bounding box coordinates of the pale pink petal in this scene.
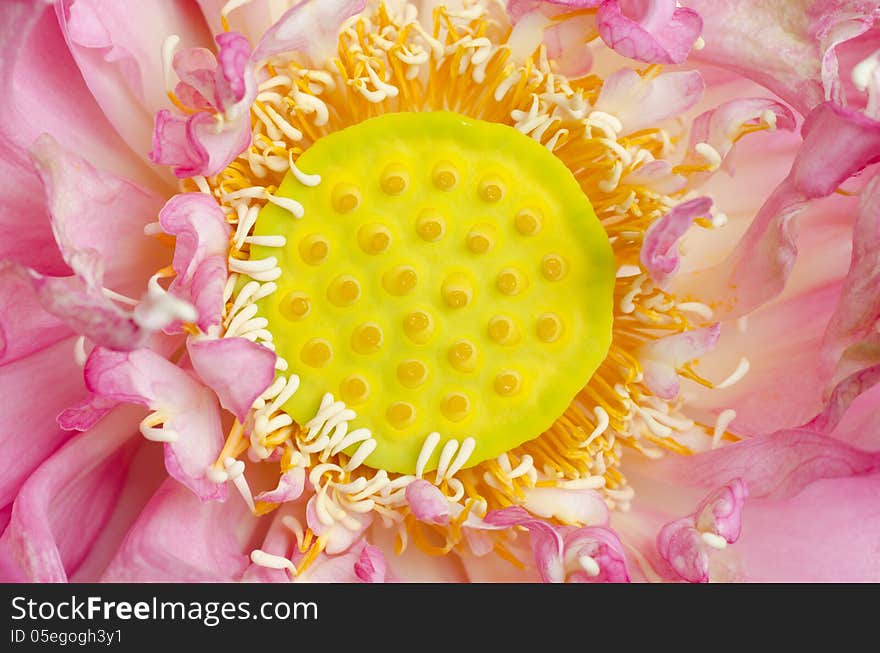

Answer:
[30,133,166,294]
[188,337,276,422]
[822,173,880,369]
[676,102,880,318]
[0,1,163,227]
[405,479,451,526]
[30,272,144,351]
[102,479,253,582]
[693,479,748,543]
[592,68,705,134]
[483,507,566,582]
[638,324,721,400]
[354,544,388,583]
[0,406,142,582]
[509,0,603,23]
[687,0,878,115]
[727,473,880,582]
[0,338,86,510]
[306,498,373,555]
[83,347,226,501]
[563,526,631,583]
[158,193,231,331]
[56,0,212,164]
[656,516,708,582]
[659,430,880,501]
[596,0,703,64]
[522,486,610,526]
[254,467,306,505]
[150,107,253,178]
[641,197,713,286]
[684,98,797,185]
[0,262,70,366]
[253,0,367,63]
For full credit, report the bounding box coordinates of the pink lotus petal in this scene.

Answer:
[638,324,721,400]
[84,347,226,501]
[102,479,252,582]
[484,507,566,582]
[656,516,708,582]
[0,338,86,510]
[0,261,70,366]
[188,337,275,422]
[694,479,748,543]
[0,0,164,208]
[658,479,746,583]
[596,0,703,64]
[0,406,142,582]
[354,544,387,583]
[159,193,231,331]
[405,479,451,526]
[254,467,306,505]
[623,160,686,196]
[687,0,876,115]
[30,133,165,294]
[508,1,603,23]
[150,33,256,178]
[563,526,631,583]
[57,0,211,163]
[662,430,880,502]
[593,68,705,134]
[253,0,367,63]
[677,102,880,318]
[641,197,713,286]
[822,173,880,367]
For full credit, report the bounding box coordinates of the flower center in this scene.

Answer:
[250,111,615,474]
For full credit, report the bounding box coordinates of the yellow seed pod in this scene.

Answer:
[251,112,615,474]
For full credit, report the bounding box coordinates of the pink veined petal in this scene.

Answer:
[659,429,880,501]
[187,337,276,423]
[254,467,306,505]
[483,507,566,582]
[676,102,880,318]
[83,347,227,501]
[686,0,879,115]
[306,497,373,555]
[252,0,367,63]
[684,98,797,186]
[592,68,705,134]
[29,272,143,352]
[638,324,721,400]
[803,364,880,435]
[150,107,253,179]
[821,173,880,370]
[405,479,451,526]
[102,479,254,582]
[656,516,708,582]
[214,31,251,109]
[30,133,166,295]
[56,0,212,166]
[0,338,87,512]
[596,0,703,64]
[521,486,610,526]
[562,526,631,583]
[641,196,713,286]
[0,262,70,366]
[0,405,142,582]
[158,192,231,331]
[693,478,748,543]
[354,544,388,583]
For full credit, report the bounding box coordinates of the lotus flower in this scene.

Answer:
[1,0,879,584]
